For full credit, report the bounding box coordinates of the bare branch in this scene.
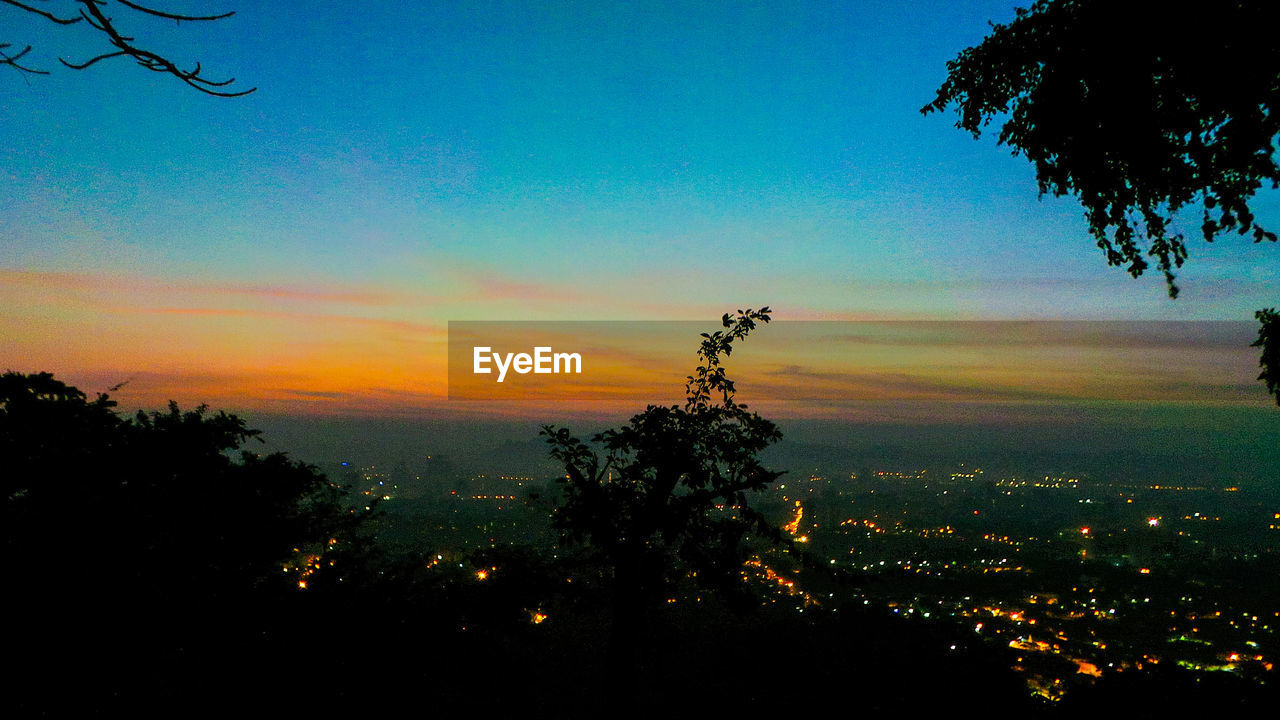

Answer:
[76,6,109,32]
[115,0,232,22]
[1,42,50,74]
[2,0,83,25]
[4,0,255,96]
[59,49,128,69]
[65,0,256,96]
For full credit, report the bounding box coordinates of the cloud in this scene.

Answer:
[0,268,409,306]
[772,320,1256,351]
[277,389,354,400]
[759,364,1069,403]
[140,306,446,337]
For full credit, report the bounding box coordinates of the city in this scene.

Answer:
[326,454,1280,706]
[6,1,1278,715]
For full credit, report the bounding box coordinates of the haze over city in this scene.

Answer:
[4,1,1278,714]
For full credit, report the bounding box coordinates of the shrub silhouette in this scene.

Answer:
[541,308,785,667]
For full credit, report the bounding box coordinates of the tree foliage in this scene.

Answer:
[1,0,254,95]
[1,371,360,601]
[1254,308,1279,400]
[922,0,1280,403]
[1,371,384,711]
[540,308,785,651]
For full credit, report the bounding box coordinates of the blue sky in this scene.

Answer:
[3,0,1276,415]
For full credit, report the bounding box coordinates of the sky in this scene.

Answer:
[2,1,1277,446]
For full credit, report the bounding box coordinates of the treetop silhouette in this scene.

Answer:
[2,370,360,601]
[922,0,1279,403]
[541,308,785,660]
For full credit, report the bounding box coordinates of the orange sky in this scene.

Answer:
[4,267,1264,420]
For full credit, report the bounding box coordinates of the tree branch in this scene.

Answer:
[59,49,127,69]
[3,0,254,96]
[2,0,83,25]
[66,0,255,96]
[114,0,233,22]
[1253,308,1279,405]
[1,42,50,73]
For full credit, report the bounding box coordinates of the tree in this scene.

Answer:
[1,371,366,629]
[1,371,378,710]
[1,0,254,96]
[540,308,786,666]
[921,0,1279,404]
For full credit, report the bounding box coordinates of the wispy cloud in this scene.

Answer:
[140,306,446,337]
[0,268,409,306]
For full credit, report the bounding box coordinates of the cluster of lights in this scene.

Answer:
[283,538,340,590]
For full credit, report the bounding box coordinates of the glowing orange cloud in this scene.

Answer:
[3,265,1262,420]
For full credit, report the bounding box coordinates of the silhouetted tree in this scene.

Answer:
[541,308,785,667]
[2,371,359,597]
[1,0,254,95]
[1,371,367,709]
[1255,308,1279,400]
[921,0,1279,404]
